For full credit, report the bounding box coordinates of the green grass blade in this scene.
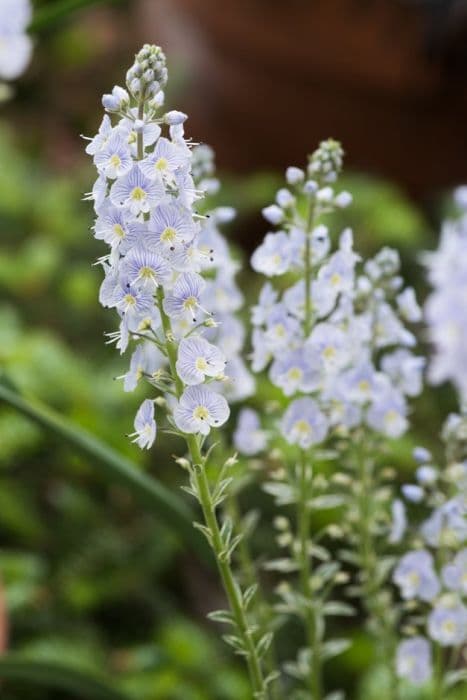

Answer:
[0,657,129,699]
[0,381,209,560]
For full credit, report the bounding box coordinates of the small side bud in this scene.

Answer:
[164,110,188,125]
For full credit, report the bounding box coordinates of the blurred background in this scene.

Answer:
[1,0,466,698]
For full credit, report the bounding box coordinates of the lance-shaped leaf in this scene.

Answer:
[0,657,129,700]
[0,380,210,562]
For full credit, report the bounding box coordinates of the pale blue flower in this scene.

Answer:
[389,499,407,544]
[173,385,230,435]
[285,166,304,185]
[219,355,255,402]
[281,398,329,448]
[367,384,408,438]
[428,597,467,646]
[85,115,114,156]
[402,484,424,503]
[114,283,154,319]
[110,165,164,216]
[413,446,432,464]
[176,336,225,386]
[263,304,302,353]
[139,136,189,182]
[270,348,321,396]
[396,287,422,323]
[124,342,164,392]
[373,303,416,349]
[251,232,292,276]
[442,549,467,595]
[307,323,349,373]
[0,0,32,81]
[130,399,157,449]
[121,247,171,290]
[251,283,278,326]
[396,637,431,685]
[393,550,440,602]
[381,349,425,397]
[233,408,267,456]
[94,204,142,252]
[416,465,438,486]
[262,205,284,225]
[202,276,243,314]
[94,132,133,179]
[163,272,206,322]
[421,497,467,547]
[148,203,196,254]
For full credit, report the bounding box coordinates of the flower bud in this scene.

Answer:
[164,110,188,125]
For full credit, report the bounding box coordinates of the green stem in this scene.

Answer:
[189,440,268,698]
[356,439,399,700]
[227,496,282,699]
[156,289,268,698]
[433,644,444,700]
[298,453,322,700]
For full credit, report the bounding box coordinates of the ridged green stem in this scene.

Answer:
[156,289,269,698]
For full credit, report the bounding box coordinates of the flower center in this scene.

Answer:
[110,154,121,168]
[385,409,398,424]
[139,266,155,279]
[442,620,456,635]
[323,346,336,360]
[195,357,208,371]
[183,296,198,311]
[155,157,169,171]
[131,186,146,201]
[123,294,136,307]
[113,224,125,239]
[161,226,177,243]
[295,420,311,436]
[330,273,341,286]
[288,367,303,382]
[358,380,370,393]
[194,405,209,421]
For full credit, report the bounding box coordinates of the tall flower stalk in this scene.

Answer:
[85,45,271,699]
[248,141,356,699]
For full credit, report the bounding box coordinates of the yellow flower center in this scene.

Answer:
[294,420,311,436]
[183,296,197,311]
[131,186,146,201]
[442,620,456,634]
[358,380,370,393]
[323,346,336,360]
[287,367,303,382]
[155,157,169,171]
[124,294,136,307]
[161,226,177,243]
[330,273,341,286]
[113,224,125,239]
[110,154,121,168]
[195,357,208,371]
[385,409,398,424]
[194,405,209,421]
[140,266,155,280]
[275,324,285,338]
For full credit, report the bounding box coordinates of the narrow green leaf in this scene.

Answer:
[30,0,124,33]
[0,657,129,700]
[0,382,210,562]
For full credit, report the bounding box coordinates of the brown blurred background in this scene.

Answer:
[11,0,467,202]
